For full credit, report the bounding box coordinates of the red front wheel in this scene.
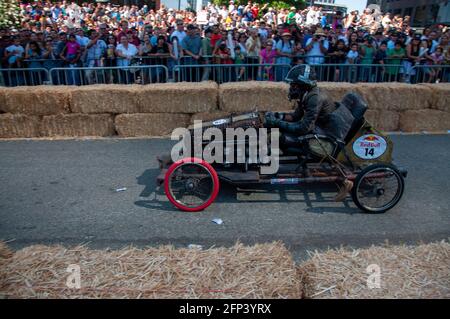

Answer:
[164,157,220,212]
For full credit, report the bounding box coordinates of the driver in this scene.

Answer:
[264,65,353,201]
[265,65,335,140]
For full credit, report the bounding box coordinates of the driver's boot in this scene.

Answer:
[334,179,353,202]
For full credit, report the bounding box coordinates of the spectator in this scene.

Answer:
[234,46,246,80]
[374,41,388,82]
[171,20,186,44]
[430,46,445,82]
[359,36,375,81]
[260,40,276,80]
[404,34,421,83]
[346,43,359,64]
[60,34,81,85]
[275,30,293,80]
[86,31,106,67]
[305,28,329,64]
[328,39,348,81]
[245,28,261,80]
[5,36,25,68]
[386,41,406,82]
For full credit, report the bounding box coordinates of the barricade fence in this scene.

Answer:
[1,63,448,86]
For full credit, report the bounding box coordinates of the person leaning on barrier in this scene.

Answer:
[264,65,353,201]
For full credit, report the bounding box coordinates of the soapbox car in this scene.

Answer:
[156,94,407,214]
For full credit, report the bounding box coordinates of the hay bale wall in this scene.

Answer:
[1,240,448,299]
[0,83,448,138]
[115,113,191,137]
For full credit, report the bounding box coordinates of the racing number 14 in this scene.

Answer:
[365,148,375,157]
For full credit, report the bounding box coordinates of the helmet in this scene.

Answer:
[285,65,317,88]
[285,65,317,100]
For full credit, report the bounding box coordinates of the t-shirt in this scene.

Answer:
[5,45,24,64]
[305,38,329,64]
[170,30,187,44]
[66,41,80,56]
[346,50,359,64]
[115,43,138,66]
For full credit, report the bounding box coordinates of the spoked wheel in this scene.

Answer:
[352,164,405,214]
[164,157,219,212]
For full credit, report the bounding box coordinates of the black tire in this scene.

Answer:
[352,163,405,214]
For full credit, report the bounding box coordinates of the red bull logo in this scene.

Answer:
[363,135,380,142]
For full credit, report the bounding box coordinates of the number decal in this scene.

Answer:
[353,135,387,160]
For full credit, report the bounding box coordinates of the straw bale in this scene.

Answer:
[399,109,450,132]
[420,84,450,112]
[0,114,41,138]
[300,241,450,299]
[0,86,70,115]
[0,87,6,111]
[190,111,231,122]
[355,83,433,111]
[0,242,13,259]
[41,114,115,137]
[365,109,400,132]
[70,85,140,114]
[219,81,295,112]
[115,113,191,137]
[136,82,218,113]
[317,82,357,103]
[0,242,302,299]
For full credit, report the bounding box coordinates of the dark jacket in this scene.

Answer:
[277,86,336,135]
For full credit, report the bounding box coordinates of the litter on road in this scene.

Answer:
[212,218,223,225]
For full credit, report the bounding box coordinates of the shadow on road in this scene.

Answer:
[135,168,360,215]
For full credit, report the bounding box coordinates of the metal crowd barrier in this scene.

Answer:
[172,63,292,83]
[410,64,450,84]
[48,65,169,85]
[309,63,406,83]
[0,68,50,86]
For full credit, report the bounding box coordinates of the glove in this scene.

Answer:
[264,112,280,128]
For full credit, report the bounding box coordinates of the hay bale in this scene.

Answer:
[190,111,232,123]
[399,109,450,132]
[219,81,295,112]
[0,242,302,299]
[0,87,7,112]
[0,113,41,138]
[317,82,357,103]
[420,83,450,112]
[355,83,433,111]
[41,114,115,137]
[0,242,13,259]
[0,86,70,115]
[300,241,450,299]
[136,82,218,113]
[115,113,191,137]
[70,85,140,114]
[365,109,400,132]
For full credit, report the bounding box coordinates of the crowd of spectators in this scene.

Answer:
[1,1,449,85]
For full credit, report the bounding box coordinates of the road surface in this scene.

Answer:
[0,135,449,260]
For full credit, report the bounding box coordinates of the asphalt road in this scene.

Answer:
[0,135,449,260]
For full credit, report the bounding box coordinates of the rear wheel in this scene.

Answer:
[164,157,219,212]
[352,163,405,213]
